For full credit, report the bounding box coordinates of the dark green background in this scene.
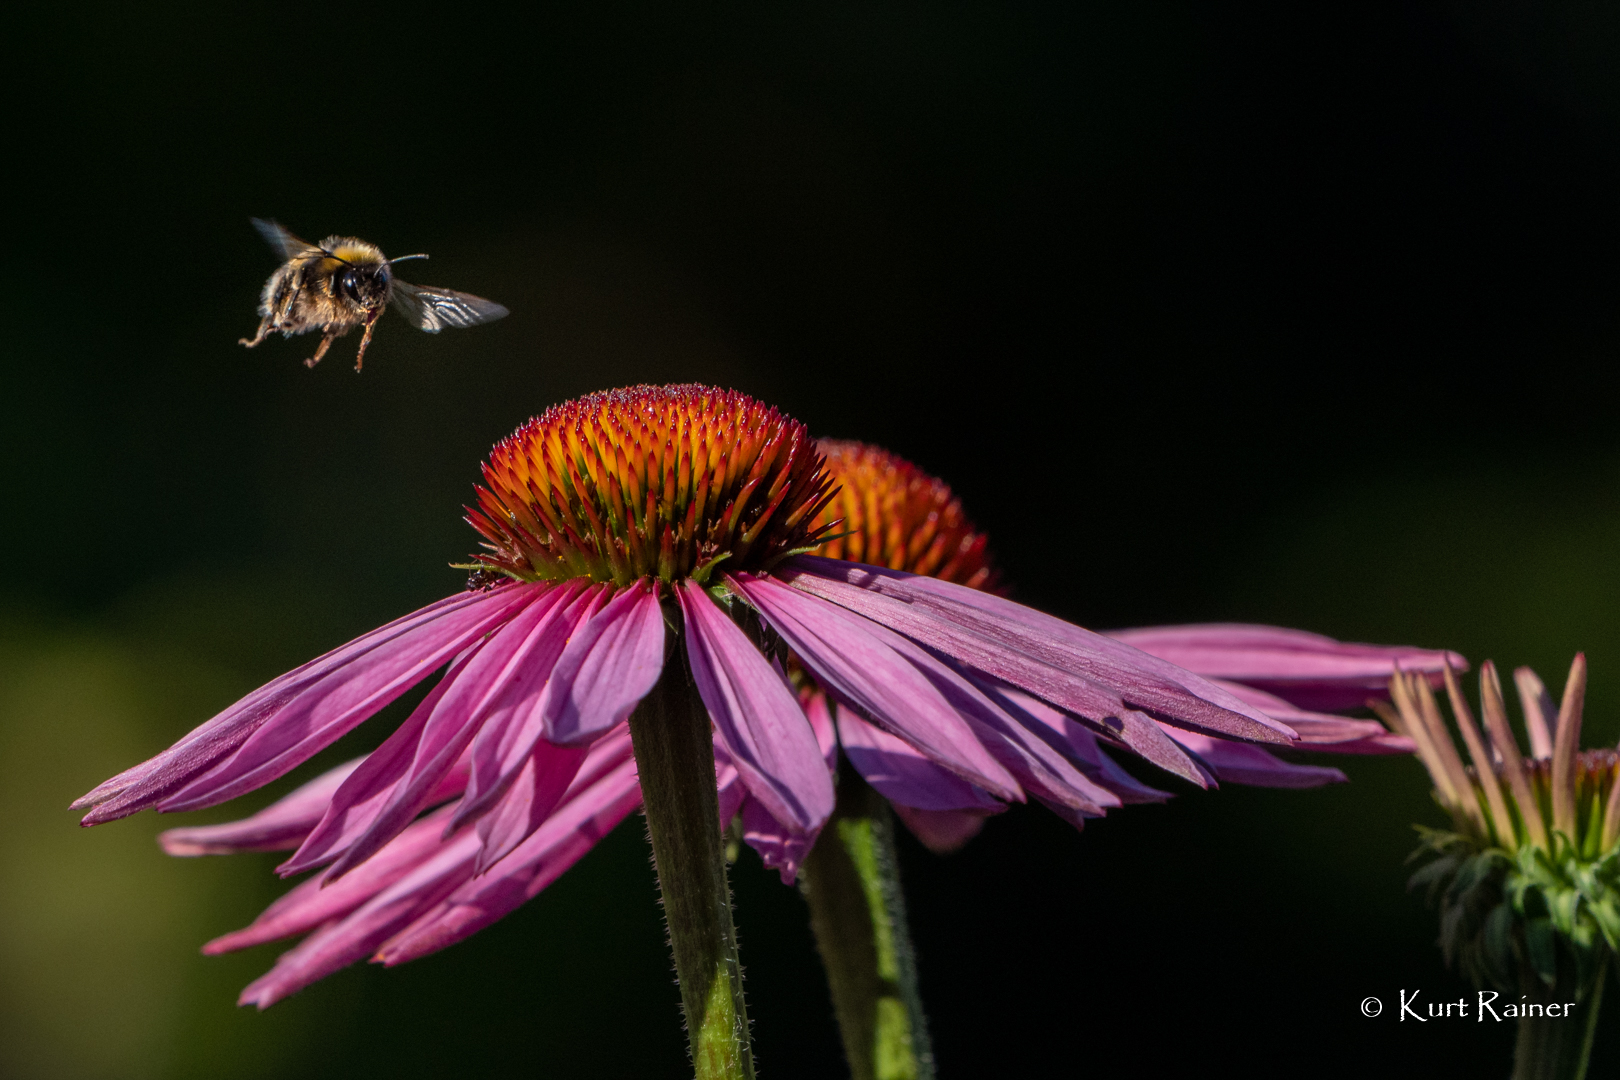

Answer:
[5,3,1620,1076]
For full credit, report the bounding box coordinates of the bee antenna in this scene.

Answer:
[388,253,430,265]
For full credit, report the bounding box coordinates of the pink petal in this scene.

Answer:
[836,707,1003,812]
[738,795,819,884]
[90,584,543,824]
[1109,622,1466,711]
[274,649,476,877]
[71,589,499,814]
[728,572,1021,800]
[713,740,747,827]
[989,685,1171,803]
[471,739,591,872]
[878,640,1123,814]
[1161,727,1348,789]
[1210,679,1415,754]
[542,579,667,746]
[802,689,840,773]
[204,802,468,955]
[732,688,837,878]
[267,738,473,874]
[235,730,639,1007]
[783,557,1294,745]
[970,672,1211,790]
[893,805,996,853]
[455,583,604,825]
[318,604,579,881]
[373,730,642,967]
[679,580,834,833]
[281,586,585,880]
[235,824,485,1008]
[158,757,364,856]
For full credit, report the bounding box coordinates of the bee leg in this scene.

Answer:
[275,271,304,325]
[352,311,382,373]
[238,316,273,348]
[304,329,339,369]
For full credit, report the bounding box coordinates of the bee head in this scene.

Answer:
[336,263,391,309]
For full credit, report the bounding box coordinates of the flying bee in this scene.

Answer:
[238,218,509,371]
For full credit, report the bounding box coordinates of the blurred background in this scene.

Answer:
[5,2,1620,1076]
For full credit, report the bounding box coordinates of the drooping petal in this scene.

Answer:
[234,730,639,1007]
[801,688,839,774]
[318,596,588,881]
[472,739,592,872]
[373,730,642,968]
[892,804,995,854]
[280,586,585,880]
[782,557,1293,745]
[1210,678,1414,753]
[984,684,1173,803]
[836,707,1003,812]
[159,757,366,856]
[203,803,466,956]
[712,741,747,827]
[959,668,1210,791]
[738,795,819,884]
[274,648,477,877]
[1161,727,1348,789]
[163,588,544,817]
[455,582,603,825]
[75,584,540,824]
[293,586,596,880]
[542,578,667,746]
[728,683,841,882]
[236,828,486,1008]
[866,637,1126,813]
[1512,666,1558,760]
[1108,622,1466,711]
[679,579,834,833]
[727,572,1020,800]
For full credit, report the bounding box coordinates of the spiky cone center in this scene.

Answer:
[810,440,997,590]
[468,385,840,587]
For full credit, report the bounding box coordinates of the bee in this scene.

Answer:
[238,218,508,371]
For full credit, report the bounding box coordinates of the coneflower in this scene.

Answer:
[1382,657,1618,1080]
[75,387,1283,1077]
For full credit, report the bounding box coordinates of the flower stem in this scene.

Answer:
[802,767,935,1080]
[1512,950,1610,1080]
[628,654,754,1080]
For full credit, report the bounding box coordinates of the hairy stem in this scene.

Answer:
[1512,950,1609,1080]
[628,654,754,1080]
[802,767,935,1080]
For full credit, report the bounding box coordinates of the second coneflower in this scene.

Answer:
[1382,657,1619,1080]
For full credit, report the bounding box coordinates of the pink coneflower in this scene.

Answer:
[58,391,1226,1050]
[149,429,1460,1016]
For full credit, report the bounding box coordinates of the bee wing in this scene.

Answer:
[251,218,322,260]
[389,279,509,333]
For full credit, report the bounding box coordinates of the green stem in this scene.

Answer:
[1511,950,1610,1080]
[802,767,935,1080]
[628,651,754,1080]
